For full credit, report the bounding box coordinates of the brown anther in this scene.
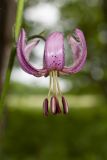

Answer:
[50,96,57,114]
[62,96,69,114]
[43,98,48,116]
[55,97,62,114]
[50,96,62,115]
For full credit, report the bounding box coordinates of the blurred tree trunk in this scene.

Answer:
[101,0,107,96]
[102,0,107,20]
[0,1,16,157]
[0,0,16,94]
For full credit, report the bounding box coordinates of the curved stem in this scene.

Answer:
[28,34,46,41]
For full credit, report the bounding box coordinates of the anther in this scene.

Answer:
[62,96,69,114]
[43,98,48,116]
[50,96,62,115]
[55,97,62,114]
[50,96,57,114]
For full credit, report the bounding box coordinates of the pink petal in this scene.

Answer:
[25,39,40,60]
[62,28,87,74]
[17,29,47,77]
[44,32,65,71]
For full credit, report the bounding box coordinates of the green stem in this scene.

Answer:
[0,47,16,109]
[28,31,46,41]
[15,0,25,40]
[0,0,25,116]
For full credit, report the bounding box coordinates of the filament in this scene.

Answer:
[48,72,52,99]
[48,70,62,99]
[53,71,57,96]
[55,71,62,96]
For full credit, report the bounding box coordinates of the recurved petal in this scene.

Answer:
[62,28,87,74]
[17,29,47,77]
[44,32,65,71]
[25,39,40,60]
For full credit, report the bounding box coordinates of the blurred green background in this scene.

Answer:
[0,0,107,159]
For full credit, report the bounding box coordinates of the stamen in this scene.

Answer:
[48,71,62,99]
[53,71,57,96]
[55,71,62,96]
[47,70,68,115]
[55,97,62,114]
[62,96,69,114]
[50,96,62,114]
[43,98,48,116]
[48,72,52,99]
[50,96,56,114]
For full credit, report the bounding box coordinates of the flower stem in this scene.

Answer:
[0,0,25,116]
[15,0,25,41]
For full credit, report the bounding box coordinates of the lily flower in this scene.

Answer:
[17,28,87,116]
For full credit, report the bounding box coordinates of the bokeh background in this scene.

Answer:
[0,0,107,159]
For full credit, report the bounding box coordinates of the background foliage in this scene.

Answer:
[0,0,107,160]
